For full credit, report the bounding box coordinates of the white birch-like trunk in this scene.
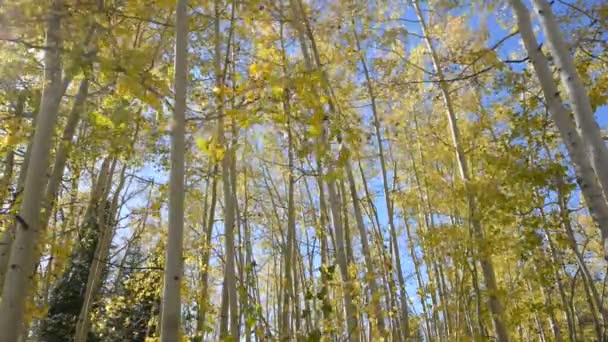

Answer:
[510,0,608,258]
[160,0,187,340]
[0,97,26,293]
[531,0,608,199]
[0,1,66,340]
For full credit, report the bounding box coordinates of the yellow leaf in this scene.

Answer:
[90,112,114,129]
[214,145,226,161]
[196,137,209,152]
[249,63,259,76]
[271,86,284,98]
[157,0,173,9]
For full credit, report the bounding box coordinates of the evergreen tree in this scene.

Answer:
[39,201,111,341]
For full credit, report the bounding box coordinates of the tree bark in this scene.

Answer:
[0,96,26,293]
[0,2,67,340]
[41,79,89,232]
[346,163,387,336]
[215,0,239,338]
[74,161,126,342]
[160,0,188,340]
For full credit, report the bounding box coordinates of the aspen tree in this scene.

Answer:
[0,2,68,340]
[41,79,89,232]
[215,0,239,339]
[159,0,188,340]
[0,96,27,292]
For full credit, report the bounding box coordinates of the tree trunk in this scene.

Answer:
[197,165,218,339]
[346,163,387,336]
[0,96,26,293]
[289,1,360,337]
[41,79,89,232]
[403,216,433,341]
[215,0,239,338]
[277,12,297,336]
[74,162,127,342]
[159,0,187,340]
[0,1,67,340]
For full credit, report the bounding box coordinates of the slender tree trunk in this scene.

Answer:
[555,176,608,334]
[74,162,127,342]
[0,2,67,340]
[41,79,89,232]
[403,216,433,341]
[346,163,387,336]
[540,217,576,341]
[0,97,26,293]
[352,20,409,339]
[280,109,297,340]
[289,0,359,338]
[279,14,298,336]
[214,1,239,338]
[198,166,218,338]
[358,161,398,335]
[406,138,441,341]
[160,0,187,340]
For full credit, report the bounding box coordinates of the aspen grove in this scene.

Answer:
[0,0,608,341]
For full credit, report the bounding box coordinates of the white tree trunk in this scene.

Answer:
[0,1,66,340]
[531,0,608,199]
[510,0,608,258]
[0,97,27,293]
[160,0,187,340]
